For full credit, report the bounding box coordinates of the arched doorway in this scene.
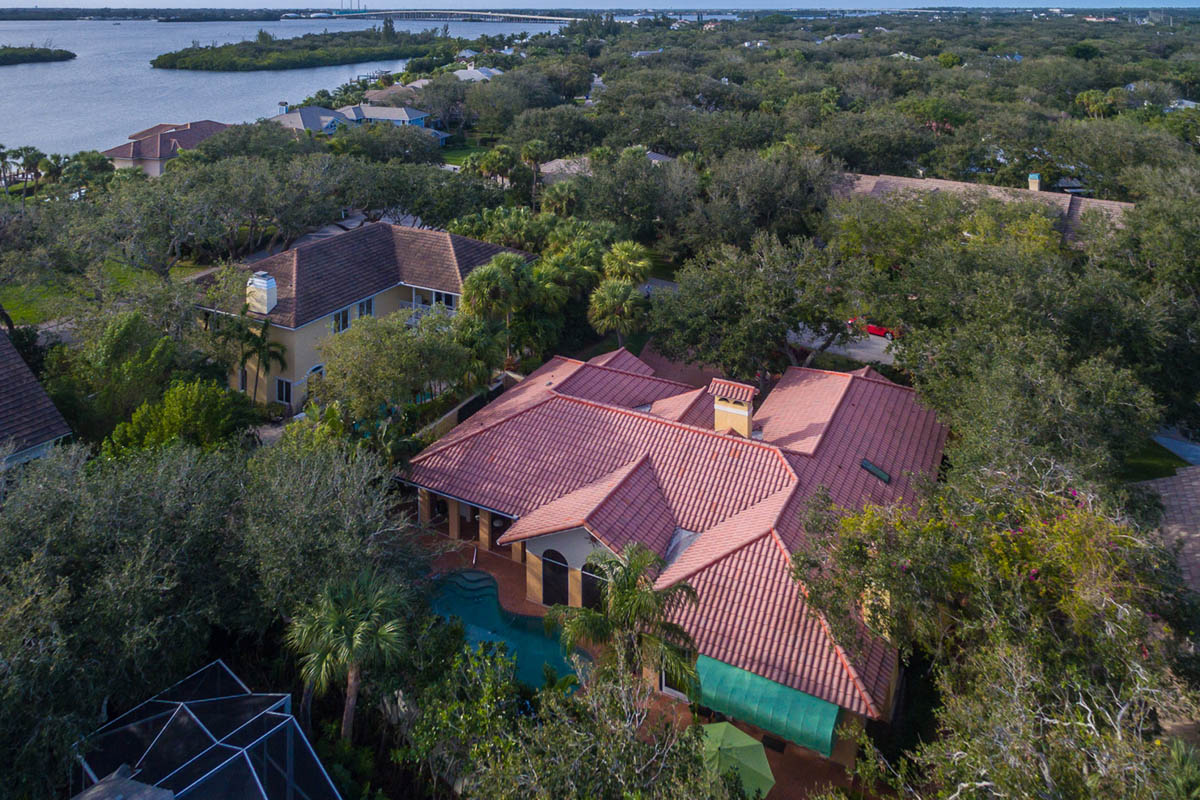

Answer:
[542,549,569,606]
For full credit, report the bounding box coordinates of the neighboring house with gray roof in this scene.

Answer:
[268,105,350,135]
[539,150,675,185]
[453,66,504,82]
[1,331,71,466]
[337,104,430,127]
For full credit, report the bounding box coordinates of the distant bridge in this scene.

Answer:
[331,9,585,23]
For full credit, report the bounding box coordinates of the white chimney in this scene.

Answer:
[247,271,277,314]
[1028,172,1041,191]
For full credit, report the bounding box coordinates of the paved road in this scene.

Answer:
[790,326,896,365]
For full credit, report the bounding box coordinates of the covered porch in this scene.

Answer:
[415,487,870,799]
[418,487,599,609]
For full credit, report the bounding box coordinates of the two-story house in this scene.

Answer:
[202,223,530,411]
[1,330,71,466]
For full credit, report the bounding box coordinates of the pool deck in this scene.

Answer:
[429,535,872,800]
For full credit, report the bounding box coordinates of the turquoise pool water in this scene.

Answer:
[432,570,583,688]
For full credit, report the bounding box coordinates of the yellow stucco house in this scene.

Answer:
[200,222,526,412]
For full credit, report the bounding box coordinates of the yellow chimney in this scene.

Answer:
[706,378,758,438]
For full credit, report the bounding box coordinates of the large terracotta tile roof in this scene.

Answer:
[754,369,852,456]
[670,533,895,718]
[0,332,71,456]
[843,172,1132,243]
[587,346,655,375]
[406,350,946,718]
[242,223,530,328]
[101,120,228,161]
[1143,466,1200,593]
[413,393,794,530]
[553,363,695,410]
[503,454,678,558]
[648,387,713,428]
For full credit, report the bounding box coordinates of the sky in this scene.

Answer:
[1,1,1198,8]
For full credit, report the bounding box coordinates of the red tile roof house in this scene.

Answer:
[0,330,71,466]
[403,349,946,767]
[101,121,229,177]
[196,223,529,413]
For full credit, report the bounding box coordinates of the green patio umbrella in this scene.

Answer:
[702,722,776,799]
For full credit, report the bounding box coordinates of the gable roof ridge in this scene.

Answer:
[688,528,777,582]
[584,452,661,529]
[656,482,801,589]
[648,386,709,420]
[578,361,695,390]
[410,393,559,463]
[550,392,798,481]
[770,529,883,719]
[441,229,460,277]
[496,453,652,546]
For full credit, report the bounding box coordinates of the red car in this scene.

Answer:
[847,317,902,340]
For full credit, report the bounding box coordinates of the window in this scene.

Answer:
[661,662,692,701]
[276,378,292,405]
[331,308,350,333]
[308,364,324,379]
[358,298,373,318]
[238,368,247,393]
[432,291,457,310]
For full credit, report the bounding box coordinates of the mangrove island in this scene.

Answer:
[0,45,76,66]
[151,23,443,71]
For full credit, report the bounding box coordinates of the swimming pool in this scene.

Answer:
[431,570,584,688]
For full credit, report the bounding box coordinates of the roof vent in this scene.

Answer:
[246,271,277,314]
[861,458,891,484]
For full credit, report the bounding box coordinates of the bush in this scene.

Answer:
[102,378,258,457]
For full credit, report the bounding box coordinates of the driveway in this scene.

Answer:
[790,326,895,365]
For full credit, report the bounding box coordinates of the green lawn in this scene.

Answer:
[1,262,211,326]
[1120,438,1189,482]
[442,144,487,167]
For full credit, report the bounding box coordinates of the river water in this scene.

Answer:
[0,17,561,155]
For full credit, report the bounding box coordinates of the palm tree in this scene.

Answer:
[602,240,654,285]
[588,278,646,349]
[461,252,537,361]
[10,146,43,211]
[520,138,550,205]
[239,319,288,405]
[545,543,700,691]
[286,572,409,741]
[19,147,45,187]
[540,180,578,216]
[37,153,68,186]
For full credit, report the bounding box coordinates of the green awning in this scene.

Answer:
[696,656,841,757]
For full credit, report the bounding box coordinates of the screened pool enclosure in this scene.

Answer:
[72,660,341,800]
